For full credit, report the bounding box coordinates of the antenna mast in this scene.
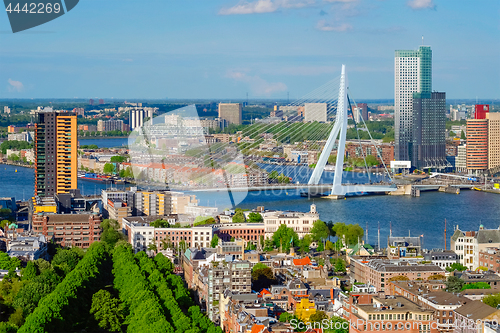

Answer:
[444,219,447,251]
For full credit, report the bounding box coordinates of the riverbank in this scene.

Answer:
[0,160,34,169]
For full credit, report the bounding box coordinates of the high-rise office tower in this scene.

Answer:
[218,103,242,125]
[394,46,432,162]
[34,109,77,197]
[411,92,447,169]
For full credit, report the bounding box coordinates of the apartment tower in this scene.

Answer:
[394,46,432,162]
[218,103,242,125]
[34,109,77,197]
[466,107,500,174]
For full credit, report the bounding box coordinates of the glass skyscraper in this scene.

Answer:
[394,46,432,162]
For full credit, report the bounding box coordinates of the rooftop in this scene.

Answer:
[454,300,497,321]
[357,296,432,314]
[366,259,444,273]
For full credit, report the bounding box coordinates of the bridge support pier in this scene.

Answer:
[325,194,346,200]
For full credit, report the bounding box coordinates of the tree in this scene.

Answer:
[21,262,37,281]
[252,264,277,292]
[246,242,256,250]
[311,220,330,245]
[428,274,446,280]
[151,219,170,228]
[325,241,334,251]
[446,263,467,272]
[178,240,188,254]
[232,209,246,223]
[365,154,380,167]
[279,312,293,323]
[334,258,346,273]
[193,216,216,226]
[0,322,17,333]
[0,220,9,229]
[13,280,54,316]
[147,243,158,254]
[272,224,299,253]
[248,212,263,223]
[100,219,126,248]
[90,289,124,332]
[51,247,84,275]
[103,163,116,174]
[325,316,349,333]
[309,311,327,324]
[461,282,491,291]
[446,276,464,292]
[0,252,20,271]
[263,239,274,252]
[110,155,126,163]
[483,293,500,308]
[299,235,312,254]
[461,130,466,140]
[8,307,24,327]
[331,222,364,247]
[210,234,219,248]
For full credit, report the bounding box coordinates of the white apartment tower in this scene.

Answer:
[129,108,153,130]
[394,46,432,161]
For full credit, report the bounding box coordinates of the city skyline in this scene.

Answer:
[0,0,498,100]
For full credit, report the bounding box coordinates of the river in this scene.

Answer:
[1,163,498,250]
[79,138,128,148]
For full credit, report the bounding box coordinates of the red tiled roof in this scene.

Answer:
[259,288,271,297]
[251,324,266,333]
[293,257,312,266]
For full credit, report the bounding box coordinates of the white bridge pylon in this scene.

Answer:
[308,65,396,196]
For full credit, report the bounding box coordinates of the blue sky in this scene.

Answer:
[0,0,498,100]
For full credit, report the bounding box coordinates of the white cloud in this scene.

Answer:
[7,79,24,93]
[226,70,287,95]
[316,19,352,32]
[219,0,315,15]
[407,0,436,10]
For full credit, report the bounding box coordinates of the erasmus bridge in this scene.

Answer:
[129,65,399,201]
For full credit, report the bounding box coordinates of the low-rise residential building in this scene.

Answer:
[454,270,500,291]
[388,280,464,332]
[350,257,445,294]
[7,131,33,142]
[102,188,210,220]
[478,247,500,272]
[342,293,438,333]
[31,212,102,248]
[264,204,319,239]
[213,223,265,243]
[6,234,50,261]
[106,199,132,223]
[122,215,213,252]
[423,251,459,269]
[387,236,422,258]
[451,225,500,270]
[453,300,500,333]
